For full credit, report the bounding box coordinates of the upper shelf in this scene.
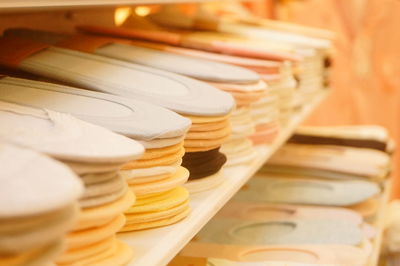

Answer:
[119,91,327,266]
[0,0,211,11]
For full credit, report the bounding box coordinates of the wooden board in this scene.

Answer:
[118,92,327,266]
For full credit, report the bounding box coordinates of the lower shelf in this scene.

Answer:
[367,179,392,266]
[119,92,327,266]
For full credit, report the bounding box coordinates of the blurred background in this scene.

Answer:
[246,0,400,199]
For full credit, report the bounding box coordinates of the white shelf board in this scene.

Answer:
[119,91,327,266]
[0,0,218,11]
[367,179,392,266]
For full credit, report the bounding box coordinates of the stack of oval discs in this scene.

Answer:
[97,30,266,166]
[121,139,192,231]
[157,44,284,146]
[52,29,265,167]
[0,143,84,266]
[219,107,256,166]
[175,202,369,266]
[294,50,326,102]
[55,28,262,167]
[290,125,392,153]
[266,143,391,180]
[249,93,280,145]
[70,28,278,153]
[182,112,232,192]
[124,38,283,146]
[96,18,300,127]
[234,173,381,207]
[204,17,331,106]
[0,100,144,265]
[0,29,235,194]
[214,81,266,167]
[0,76,192,232]
[248,28,330,102]
[147,43,294,140]
[76,22,299,124]
[136,12,300,119]
[259,125,392,219]
[263,62,298,124]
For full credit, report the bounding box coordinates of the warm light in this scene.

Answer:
[114,7,132,26]
[135,6,151,17]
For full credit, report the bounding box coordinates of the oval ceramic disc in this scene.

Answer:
[217,202,362,225]
[76,190,135,230]
[268,144,390,178]
[0,101,144,163]
[95,43,260,84]
[234,175,380,206]
[149,42,282,71]
[0,143,84,217]
[3,28,259,84]
[196,217,363,246]
[0,76,191,141]
[182,242,367,266]
[1,31,235,116]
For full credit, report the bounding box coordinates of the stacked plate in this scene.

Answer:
[220,107,257,166]
[0,101,144,265]
[173,201,372,266]
[264,62,298,124]
[0,76,194,231]
[77,19,302,137]
[251,125,392,219]
[169,125,390,266]
[0,143,83,266]
[145,11,329,122]
[249,94,280,145]
[0,30,237,193]
[57,28,264,167]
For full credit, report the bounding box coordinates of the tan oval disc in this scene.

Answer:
[127,172,171,185]
[227,91,265,106]
[126,186,189,214]
[184,145,221,152]
[79,184,128,209]
[0,204,79,254]
[121,159,182,180]
[184,171,225,194]
[66,214,125,250]
[184,135,229,149]
[125,200,189,224]
[81,171,118,186]
[60,239,117,266]
[134,185,186,203]
[62,239,134,266]
[119,206,191,232]
[348,198,379,218]
[209,80,267,93]
[65,161,123,175]
[0,203,77,233]
[190,119,230,132]
[185,113,231,123]
[75,190,135,231]
[129,167,189,196]
[82,174,125,199]
[224,89,266,97]
[121,147,185,170]
[139,142,184,160]
[0,240,63,266]
[185,126,231,140]
[57,236,114,264]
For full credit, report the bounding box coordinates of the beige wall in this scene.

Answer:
[276,0,400,198]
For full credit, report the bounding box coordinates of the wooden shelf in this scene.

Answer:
[0,0,213,11]
[367,179,392,266]
[118,91,327,266]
